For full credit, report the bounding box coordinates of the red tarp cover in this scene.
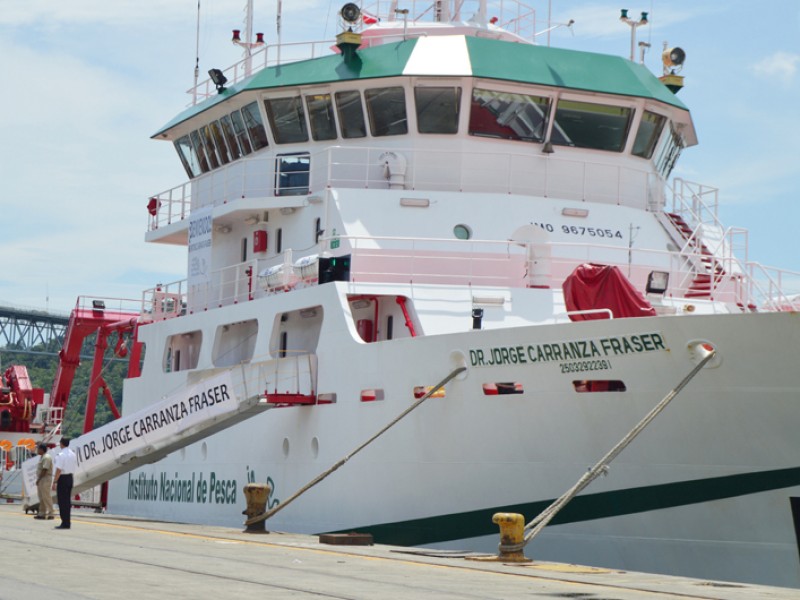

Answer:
[563,263,656,321]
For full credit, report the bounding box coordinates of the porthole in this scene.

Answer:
[282,437,290,458]
[311,437,319,458]
[454,224,472,240]
[201,442,208,460]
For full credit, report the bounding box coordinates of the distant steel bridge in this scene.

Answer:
[0,305,71,354]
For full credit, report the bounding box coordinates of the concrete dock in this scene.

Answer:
[0,503,795,599]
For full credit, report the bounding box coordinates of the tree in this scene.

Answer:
[1,333,127,438]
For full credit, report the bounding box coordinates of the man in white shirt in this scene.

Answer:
[53,437,78,530]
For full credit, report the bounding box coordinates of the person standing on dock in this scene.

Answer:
[53,437,77,530]
[34,443,54,520]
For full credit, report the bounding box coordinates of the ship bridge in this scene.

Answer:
[147,34,696,242]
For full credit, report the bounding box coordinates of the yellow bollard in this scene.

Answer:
[242,483,271,533]
[466,512,532,563]
[492,512,531,562]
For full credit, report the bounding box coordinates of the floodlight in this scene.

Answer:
[341,3,361,23]
[208,68,228,94]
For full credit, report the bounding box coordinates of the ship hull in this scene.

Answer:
[108,290,800,588]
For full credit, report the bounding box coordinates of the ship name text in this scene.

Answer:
[469,332,666,368]
[75,382,232,465]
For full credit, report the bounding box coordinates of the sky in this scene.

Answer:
[1,0,798,312]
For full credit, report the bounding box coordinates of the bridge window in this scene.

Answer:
[276,153,310,196]
[219,115,243,160]
[633,110,666,159]
[209,120,233,164]
[365,87,408,136]
[550,99,633,152]
[335,90,367,138]
[415,87,461,134]
[173,105,268,178]
[175,135,202,178]
[306,94,337,141]
[470,88,550,142]
[189,130,211,173]
[201,125,221,169]
[265,96,309,144]
[241,101,269,150]
[654,122,684,178]
[229,109,253,154]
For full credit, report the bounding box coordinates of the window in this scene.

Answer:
[201,125,221,169]
[241,237,248,262]
[265,97,309,144]
[551,100,633,152]
[241,101,269,150]
[573,380,627,392]
[315,217,322,244]
[365,87,408,137]
[164,330,202,372]
[453,224,472,240]
[415,87,461,134]
[276,228,283,253]
[275,153,310,196]
[189,130,211,173]
[306,94,337,141]
[212,319,258,368]
[654,122,684,178]
[229,110,253,155]
[469,88,550,142]
[482,382,524,395]
[174,135,202,178]
[218,115,243,161]
[335,90,367,138]
[632,111,667,159]
[209,121,233,165]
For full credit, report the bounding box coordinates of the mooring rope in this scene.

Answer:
[501,350,717,554]
[245,365,467,527]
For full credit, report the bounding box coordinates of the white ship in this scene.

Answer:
[24,1,800,588]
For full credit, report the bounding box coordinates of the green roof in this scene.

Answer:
[154,35,688,137]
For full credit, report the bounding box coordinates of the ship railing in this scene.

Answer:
[363,1,538,39]
[745,263,800,311]
[669,178,721,227]
[187,2,540,103]
[667,177,800,310]
[146,145,665,232]
[141,234,786,321]
[34,406,64,431]
[342,234,750,308]
[142,226,796,321]
[141,283,188,322]
[73,295,143,317]
[147,183,191,230]
[314,145,663,209]
[256,351,318,403]
[189,40,335,104]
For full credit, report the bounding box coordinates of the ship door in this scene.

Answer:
[510,224,552,288]
[267,306,323,404]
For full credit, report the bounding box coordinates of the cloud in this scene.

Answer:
[752,51,800,84]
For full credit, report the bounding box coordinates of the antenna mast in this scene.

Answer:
[193,0,201,105]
